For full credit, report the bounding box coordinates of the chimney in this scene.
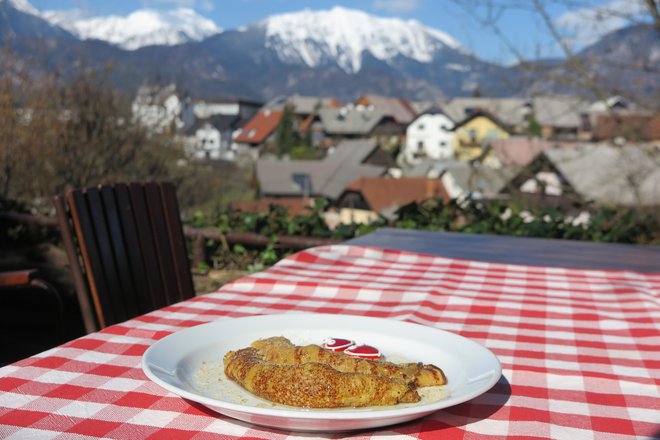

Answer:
[425,178,436,199]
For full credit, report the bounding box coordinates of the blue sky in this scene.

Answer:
[28,0,646,64]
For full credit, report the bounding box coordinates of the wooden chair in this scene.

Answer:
[54,182,195,333]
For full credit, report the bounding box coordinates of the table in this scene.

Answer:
[348,228,660,271]
[1,236,659,439]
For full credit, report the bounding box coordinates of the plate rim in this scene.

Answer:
[142,313,502,421]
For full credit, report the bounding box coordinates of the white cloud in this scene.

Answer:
[556,0,649,46]
[372,0,420,14]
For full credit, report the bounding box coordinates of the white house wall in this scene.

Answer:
[404,114,455,165]
[194,102,240,118]
[193,125,224,160]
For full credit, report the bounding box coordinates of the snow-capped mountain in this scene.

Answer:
[0,1,521,99]
[2,0,655,104]
[4,0,37,15]
[0,0,73,39]
[42,8,221,50]
[256,7,464,73]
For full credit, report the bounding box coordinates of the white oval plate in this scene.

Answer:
[142,313,501,432]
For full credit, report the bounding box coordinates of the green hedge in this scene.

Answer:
[193,198,658,270]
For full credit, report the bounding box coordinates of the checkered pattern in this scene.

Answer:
[1,244,658,439]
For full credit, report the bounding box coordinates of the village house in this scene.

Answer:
[506,143,660,207]
[486,138,557,168]
[443,97,531,134]
[532,95,591,140]
[184,98,261,160]
[259,95,342,145]
[592,112,660,142]
[405,160,518,201]
[354,94,418,152]
[453,111,511,162]
[481,137,581,170]
[232,109,283,159]
[255,139,389,200]
[288,94,342,123]
[355,94,417,125]
[301,105,400,150]
[579,95,660,142]
[335,176,450,223]
[400,106,455,167]
[587,95,633,113]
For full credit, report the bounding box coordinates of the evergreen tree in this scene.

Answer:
[275,105,299,157]
[526,112,542,137]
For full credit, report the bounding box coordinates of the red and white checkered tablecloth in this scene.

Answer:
[1,244,659,439]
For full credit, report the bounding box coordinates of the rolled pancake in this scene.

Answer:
[251,336,446,388]
[223,347,420,408]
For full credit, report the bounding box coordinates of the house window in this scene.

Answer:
[439,141,446,147]
[417,141,424,150]
[486,128,499,139]
[417,123,425,130]
[468,128,477,142]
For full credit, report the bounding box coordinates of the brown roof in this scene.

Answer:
[229,198,315,217]
[344,177,450,213]
[355,94,417,124]
[233,110,283,144]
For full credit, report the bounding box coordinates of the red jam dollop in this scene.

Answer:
[322,337,354,352]
[343,344,382,360]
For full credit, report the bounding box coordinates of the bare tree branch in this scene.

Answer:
[644,0,660,33]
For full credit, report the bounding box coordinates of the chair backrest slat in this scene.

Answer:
[66,190,113,328]
[84,187,128,325]
[113,184,154,314]
[161,182,195,300]
[143,182,179,305]
[53,195,98,334]
[56,182,194,330]
[127,183,168,310]
[100,185,140,318]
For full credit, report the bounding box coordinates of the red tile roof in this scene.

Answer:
[233,110,283,144]
[298,113,316,133]
[344,177,450,213]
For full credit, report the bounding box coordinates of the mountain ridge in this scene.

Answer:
[1,1,657,105]
[255,6,464,74]
[42,7,222,50]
